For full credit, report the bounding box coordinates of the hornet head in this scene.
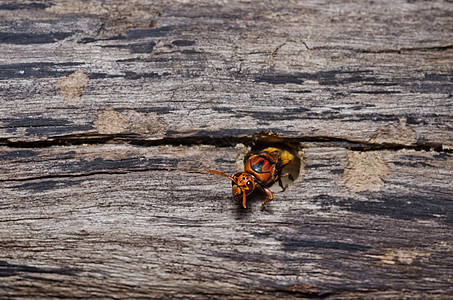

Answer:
[204,169,256,208]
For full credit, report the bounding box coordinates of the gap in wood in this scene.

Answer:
[1,134,450,154]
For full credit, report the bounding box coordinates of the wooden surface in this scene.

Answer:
[1,0,452,298]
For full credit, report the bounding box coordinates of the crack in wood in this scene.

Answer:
[312,44,453,53]
[0,260,76,277]
[1,135,450,153]
[0,167,173,184]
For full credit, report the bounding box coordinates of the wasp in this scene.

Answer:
[205,147,294,210]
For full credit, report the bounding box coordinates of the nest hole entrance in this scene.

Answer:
[242,134,303,192]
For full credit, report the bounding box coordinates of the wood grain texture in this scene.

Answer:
[0,0,452,146]
[1,144,452,298]
[0,0,452,298]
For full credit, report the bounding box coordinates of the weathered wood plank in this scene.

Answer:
[1,144,452,298]
[0,0,452,147]
[1,0,452,298]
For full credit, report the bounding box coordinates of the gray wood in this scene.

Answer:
[0,0,452,147]
[1,144,452,298]
[0,0,452,298]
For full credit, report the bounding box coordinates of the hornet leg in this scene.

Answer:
[278,172,294,191]
[260,186,274,210]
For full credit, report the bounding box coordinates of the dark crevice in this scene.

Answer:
[0,133,451,153]
[0,260,76,277]
[312,44,453,54]
[369,44,453,53]
[272,287,333,298]
[0,167,176,184]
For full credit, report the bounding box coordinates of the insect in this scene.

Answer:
[205,147,294,210]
